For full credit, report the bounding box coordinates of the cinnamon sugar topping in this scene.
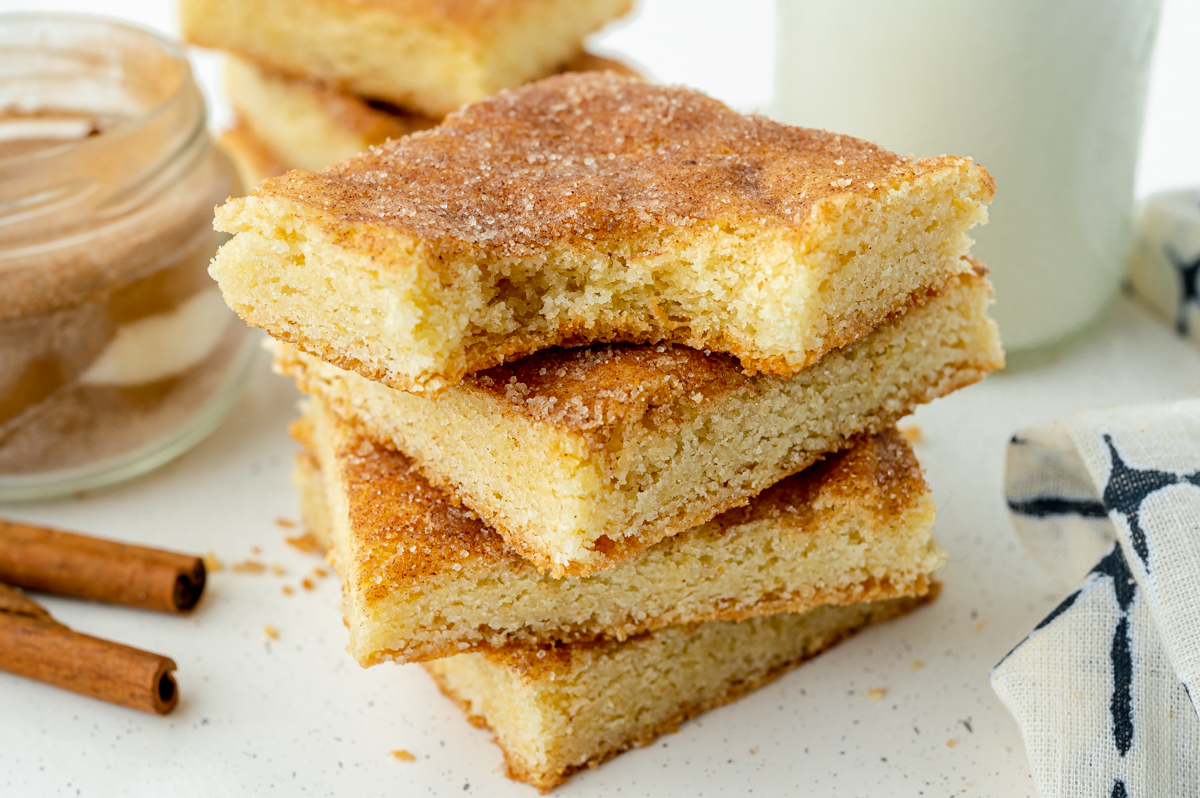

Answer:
[262,72,930,259]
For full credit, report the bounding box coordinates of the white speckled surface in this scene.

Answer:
[1,2,1198,795]
[3,301,1197,798]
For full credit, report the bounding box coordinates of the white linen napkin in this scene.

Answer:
[1128,189,1200,350]
[994,400,1200,797]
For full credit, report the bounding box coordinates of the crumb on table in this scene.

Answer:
[867,688,887,701]
[911,660,924,671]
[286,532,324,554]
[233,560,266,574]
[390,750,416,762]
[202,552,224,573]
[276,517,297,529]
[899,424,923,444]
[264,624,279,640]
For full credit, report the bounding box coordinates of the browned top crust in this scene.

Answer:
[339,432,518,594]
[468,342,751,434]
[328,415,924,606]
[332,425,495,585]
[254,72,993,259]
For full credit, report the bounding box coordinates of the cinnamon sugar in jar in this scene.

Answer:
[0,15,256,500]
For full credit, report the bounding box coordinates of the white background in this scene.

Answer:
[1,2,1198,796]
[3,0,1196,196]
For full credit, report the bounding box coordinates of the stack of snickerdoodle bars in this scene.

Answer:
[209,71,1004,790]
[180,0,636,187]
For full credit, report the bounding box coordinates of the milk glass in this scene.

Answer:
[775,0,1162,361]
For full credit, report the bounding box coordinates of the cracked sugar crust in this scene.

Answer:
[467,343,746,436]
[257,71,993,261]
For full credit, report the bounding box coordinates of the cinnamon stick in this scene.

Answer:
[0,584,178,714]
[0,519,205,612]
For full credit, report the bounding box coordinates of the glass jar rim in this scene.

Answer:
[0,13,198,169]
[0,11,222,323]
[0,12,210,257]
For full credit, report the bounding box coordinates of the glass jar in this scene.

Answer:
[0,14,256,501]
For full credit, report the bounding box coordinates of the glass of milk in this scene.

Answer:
[775,0,1162,362]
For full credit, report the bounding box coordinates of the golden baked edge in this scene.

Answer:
[423,594,934,791]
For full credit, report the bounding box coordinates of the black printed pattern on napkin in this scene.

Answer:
[1006,496,1108,519]
[996,544,1140,797]
[1005,435,1110,521]
[1098,546,1137,798]
[1093,546,1137,759]
[1102,433,1200,572]
[1164,243,1200,335]
[997,411,1200,797]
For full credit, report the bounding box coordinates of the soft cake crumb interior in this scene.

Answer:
[217,163,986,392]
[298,401,943,664]
[424,598,923,790]
[276,270,1000,576]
